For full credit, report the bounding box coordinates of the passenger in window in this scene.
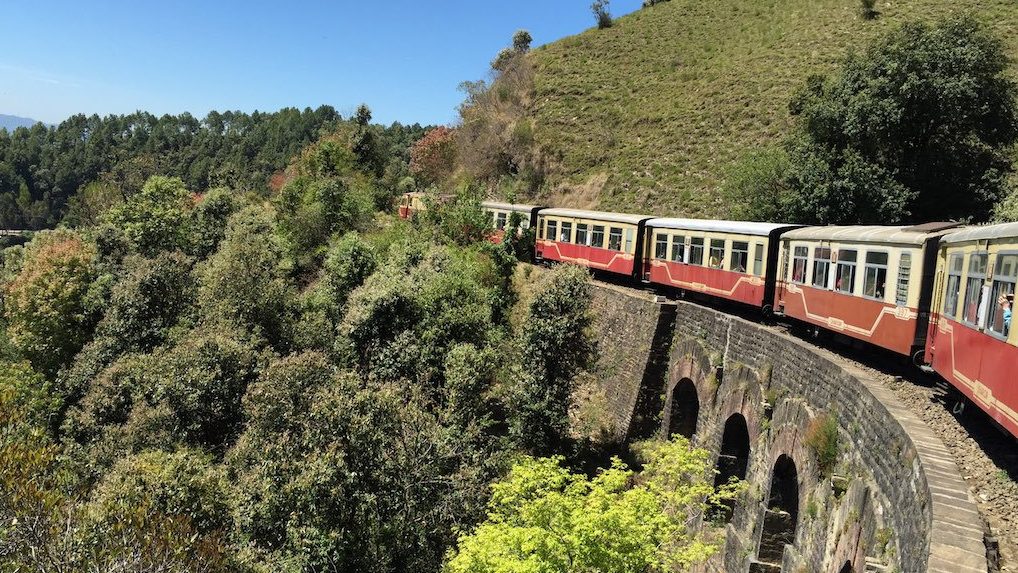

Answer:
[999,294,1013,336]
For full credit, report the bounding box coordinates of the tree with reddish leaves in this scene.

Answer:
[409,126,457,186]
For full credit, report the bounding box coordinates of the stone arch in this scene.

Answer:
[710,413,751,522]
[838,561,854,573]
[668,377,699,439]
[758,454,800,567]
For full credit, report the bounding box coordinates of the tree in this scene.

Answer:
[510,264,595,454]
[322,231,378,310]
[512,29,533,53]
[444,437,728,573]
[410,126,457,185]
[783,17,1018,224]
[189,186,241,259]
[230,353,497,572]
[993,187,1018,222]
[2,230,98,379]
[104,176,194,255]
[592,0,612,29]
[198,205,293,347]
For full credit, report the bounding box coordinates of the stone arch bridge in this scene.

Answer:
[584,282,988,573]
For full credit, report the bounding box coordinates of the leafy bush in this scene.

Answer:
[231,357,497,573]
[859,0,878,19]
[86,449,233,535]
[444,437,725,573]
[94,251,197,355]
[189,186,241,259]
[410,127,458,185]
[2,230,98,378]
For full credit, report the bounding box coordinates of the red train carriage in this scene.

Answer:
[396,191,454,219]
[925,223,1018,438]
[774,224,960,359]
[535,208,652,279]
[642,219,802,309]
[481,201,542,244]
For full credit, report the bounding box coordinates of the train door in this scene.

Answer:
[775,241,791,314]
[923,247,948,364]
[641,226,654,282]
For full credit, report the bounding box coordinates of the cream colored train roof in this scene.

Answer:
[782,223,961,246]
[941,222,1018,245]
[481,201,541,212]
[538,208,651,225]
[647,218,800,237]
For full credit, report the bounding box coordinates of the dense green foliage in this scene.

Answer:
[777,17,1018,224]
[0,106,725,570]
[0,107,428,229]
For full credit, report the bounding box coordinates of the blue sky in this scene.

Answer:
[1,0,641,127]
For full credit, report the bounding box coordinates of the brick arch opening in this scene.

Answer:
[710,413,750,522]
[669,378,699,439]
[838,561,854,573]
[758,454,799,567]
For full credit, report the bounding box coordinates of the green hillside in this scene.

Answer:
[527,0,1018,217]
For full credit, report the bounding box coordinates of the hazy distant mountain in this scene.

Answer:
[0,114,46,131]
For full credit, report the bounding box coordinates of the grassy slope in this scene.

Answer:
[528,0,1018,217]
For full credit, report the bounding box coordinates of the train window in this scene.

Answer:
[538,219,545,240]
[576,224,589,246]
[546,220,557,243]
[962,253,988,325]
[625,229,634,253]
[895,253,912,307]
[655,233,668,259]
[709,239,725,269]
[835,250,857,294]
[812,247,832,289]
[496,212,507,230]
[753,243,764,276]
[731,242,749,273]
[671,235,685,263]
[591,225,605,249]
[792,246,808,283]
[690,238,705,265]
[608,227,623,251]
[863,252,889,300]
[944,254,964,318]
[989,254,1017,337]
[560,222,573,243]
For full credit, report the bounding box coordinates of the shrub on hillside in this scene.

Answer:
[592,0,612,28]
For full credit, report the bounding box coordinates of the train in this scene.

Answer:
[398,194,1018,440]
